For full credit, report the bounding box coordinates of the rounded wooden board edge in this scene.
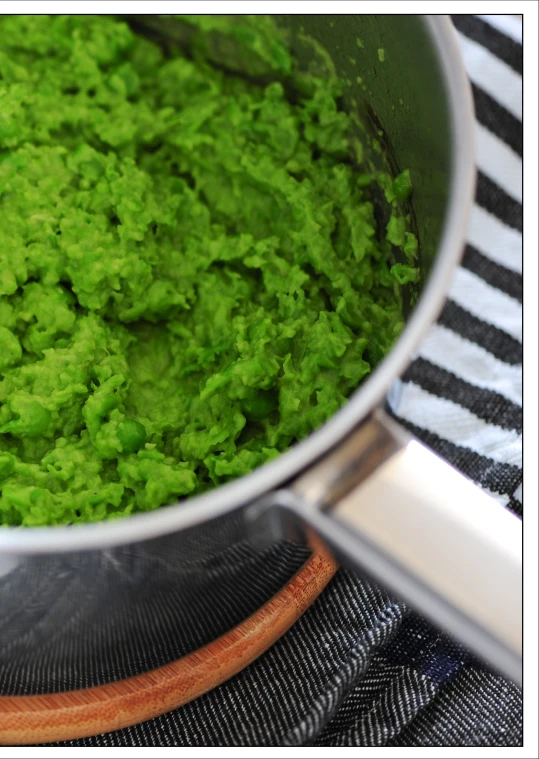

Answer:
[0,544,337,745]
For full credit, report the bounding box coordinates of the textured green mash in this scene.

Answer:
[0,15,418,526]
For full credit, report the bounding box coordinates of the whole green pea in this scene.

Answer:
[117,419,147,453]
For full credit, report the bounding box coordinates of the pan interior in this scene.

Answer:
[0,16,454,526]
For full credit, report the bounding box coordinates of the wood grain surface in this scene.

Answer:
[0,543,337,745]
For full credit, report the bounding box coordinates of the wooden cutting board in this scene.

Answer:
[0,541,337,745]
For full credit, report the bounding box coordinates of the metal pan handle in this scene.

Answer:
[250,409,522,685]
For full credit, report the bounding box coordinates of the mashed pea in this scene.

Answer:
[0,15,417,526]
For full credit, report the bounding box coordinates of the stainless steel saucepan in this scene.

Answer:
[0,14,522,702]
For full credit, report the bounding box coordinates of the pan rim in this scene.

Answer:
[0,14,475,555]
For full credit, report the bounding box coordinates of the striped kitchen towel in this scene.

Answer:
[395,15,522,514]
[392,14,523,524]
[56,15,522,748]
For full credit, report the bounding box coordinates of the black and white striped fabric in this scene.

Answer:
[58,15,522,748]
[394,14,522,521]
